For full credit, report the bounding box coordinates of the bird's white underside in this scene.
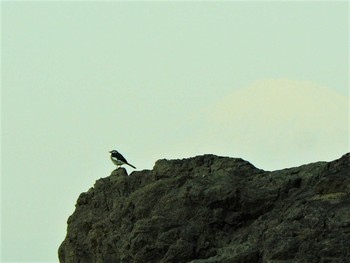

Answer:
[111,156,126,166]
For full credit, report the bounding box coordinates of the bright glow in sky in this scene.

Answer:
[1,2,349,262]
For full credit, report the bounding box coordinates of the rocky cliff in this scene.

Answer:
[59,153,350,263]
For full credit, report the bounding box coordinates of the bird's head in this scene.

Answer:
[109,150,117,154]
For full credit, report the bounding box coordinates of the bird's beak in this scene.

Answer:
[109,151,112,153]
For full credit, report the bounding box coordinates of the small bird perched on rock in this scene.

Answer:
[109,150,136,169]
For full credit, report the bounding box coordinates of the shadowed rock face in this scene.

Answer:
[58,153,350,263]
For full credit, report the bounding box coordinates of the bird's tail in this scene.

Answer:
[127,163,136,169]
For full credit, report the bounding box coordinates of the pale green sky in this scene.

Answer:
[1,1,349,262]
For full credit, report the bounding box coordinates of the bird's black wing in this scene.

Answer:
[112,151,128,163]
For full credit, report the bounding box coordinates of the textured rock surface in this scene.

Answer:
[59,153,350,263]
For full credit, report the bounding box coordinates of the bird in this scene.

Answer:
[109,150,136,169]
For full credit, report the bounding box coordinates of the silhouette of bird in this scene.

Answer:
[109,150,136,169]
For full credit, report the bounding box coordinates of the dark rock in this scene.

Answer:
[59,153,350,263]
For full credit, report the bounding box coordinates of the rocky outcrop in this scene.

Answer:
[59,153,350,263]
